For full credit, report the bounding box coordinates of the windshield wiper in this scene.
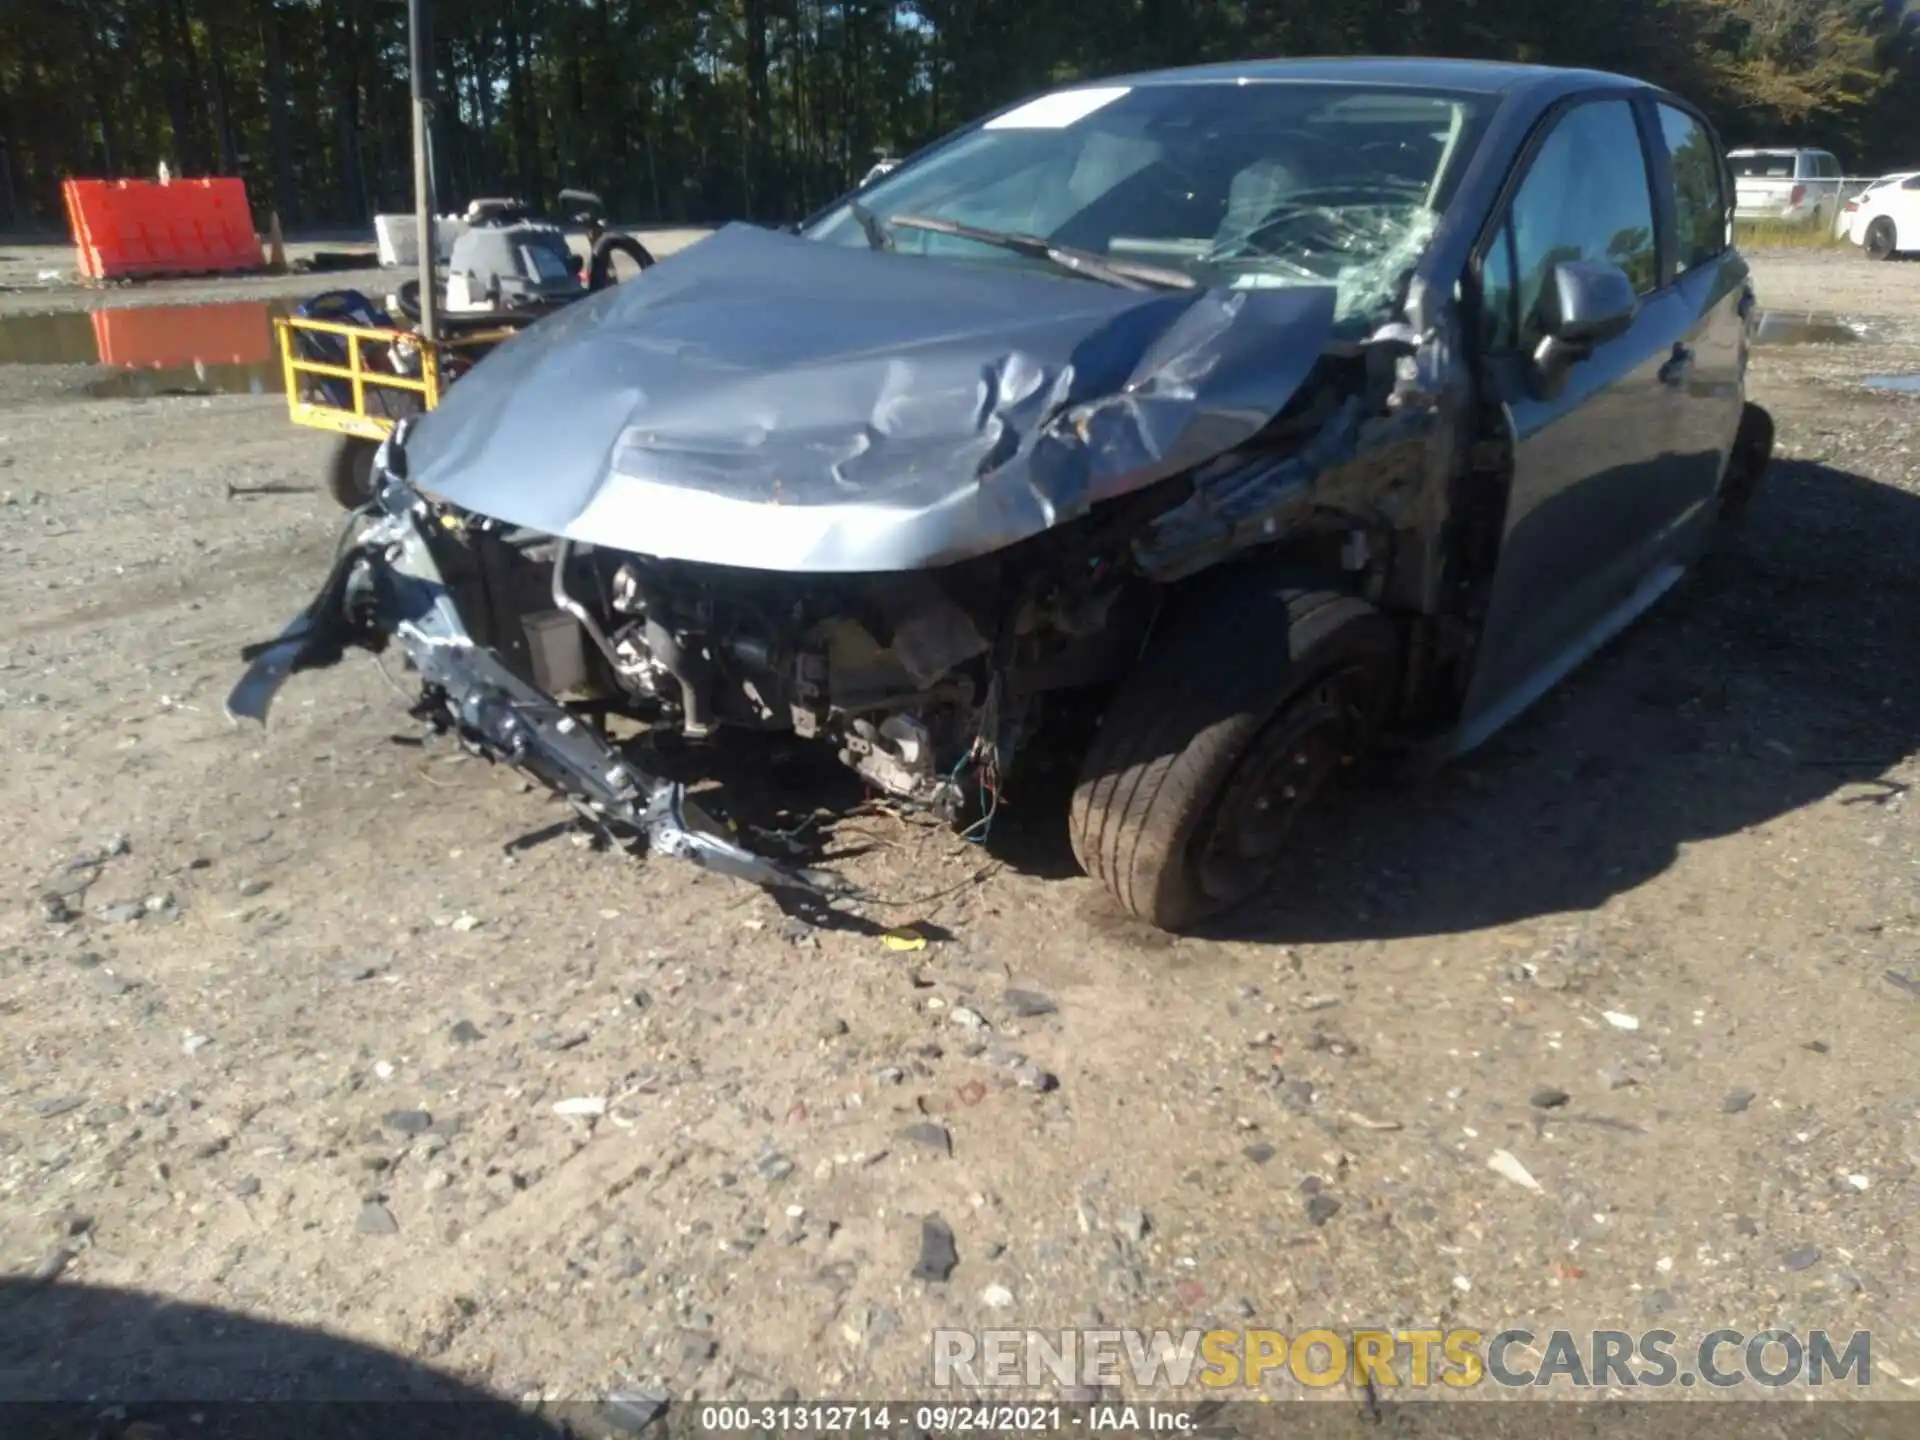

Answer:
[887,213,1197,291]
[848,199,892,251]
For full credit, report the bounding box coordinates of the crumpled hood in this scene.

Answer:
[402,222,1337,572]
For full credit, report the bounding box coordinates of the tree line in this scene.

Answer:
[3,0,1918,232]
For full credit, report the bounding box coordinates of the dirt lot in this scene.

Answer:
[1,244,1917,1419]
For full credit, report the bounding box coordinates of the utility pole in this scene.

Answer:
[409,0,438,342]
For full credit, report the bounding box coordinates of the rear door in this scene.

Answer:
[1458,94,1696,738]
[1649,101,1748,547]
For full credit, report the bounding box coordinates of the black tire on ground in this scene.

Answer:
[1068,581,1397,932]
[325,436,380,510]
[1865,216,1898,262]
[588,233,656,290]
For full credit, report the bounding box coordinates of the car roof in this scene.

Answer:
[1100,55,1655,99]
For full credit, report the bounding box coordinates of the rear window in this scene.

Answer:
[1729,154,1796,179]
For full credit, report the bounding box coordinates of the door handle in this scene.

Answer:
[1659,344,1694,387]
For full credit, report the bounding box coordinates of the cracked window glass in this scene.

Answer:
[806,82,1487,335]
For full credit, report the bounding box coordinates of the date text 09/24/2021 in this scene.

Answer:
[696,1404,1194,1433]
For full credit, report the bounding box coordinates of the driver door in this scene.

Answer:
[1458,95,1697,740]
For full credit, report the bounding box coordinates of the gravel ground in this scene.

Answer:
[0,244,1917,1421]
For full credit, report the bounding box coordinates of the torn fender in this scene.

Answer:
[226,493,849,899]
[400,224,1339,573]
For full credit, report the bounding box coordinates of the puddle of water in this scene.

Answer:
[1751,310,1870,346]
[1862,374,1920,393]
[0,299,293,398]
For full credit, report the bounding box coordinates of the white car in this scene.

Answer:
[1841,171,1920,258]
[1727,147,1845,228]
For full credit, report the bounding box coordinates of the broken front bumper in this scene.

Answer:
[225,481,848,900]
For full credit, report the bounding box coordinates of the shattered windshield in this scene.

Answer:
[805,81,1485,333]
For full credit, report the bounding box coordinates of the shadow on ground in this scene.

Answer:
[0,1279,664,1438]
[1204,458,1920,942]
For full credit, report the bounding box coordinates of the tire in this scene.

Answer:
[588,233,656,290]
[1714,402,1774,533]
[1068,579,1397,932]
[1865,216,1898,262]
[325,435,380,510]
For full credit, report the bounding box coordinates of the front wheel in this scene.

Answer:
[1864,216,1899,262]
[1069,583,1396,932]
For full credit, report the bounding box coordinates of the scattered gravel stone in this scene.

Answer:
[1003,989,1057,1018]
[356,1202,399,1236]
[981,1283,1015,1309]
[1602,1011,1640,1031]
[600,1390,671,1434]
[43,870,95,900]
[1014,1062,1058,1093]
[1487,1149,1545,1194]
[181,1034,211,1056]
[679,1332,718,1365]
[1305,1194,1342,1227]
[756,1150,795,1182]
[382,1109,433,1137]
[1642,1289,1673,1318]
[1781,1246,1821,1272]
[1530,1089,1571,1110]
[818,1018,849,1040]
[1722,1088,1755,1114]
[949,1006,990,1031]
[237,879,269,898]
[901,1122,952,1156]
[40,895,75,924]
[449,1020,484,1045]
[912,1214,958,1282]
[1118,1208,1151,1243]
[233,1177,261,1198]
[30,1096,85,1119]
[96,903,143,925]
[1243,1143,1277,1165]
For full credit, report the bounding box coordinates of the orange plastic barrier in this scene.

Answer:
[62,178,262,280]
[90,301,274,370]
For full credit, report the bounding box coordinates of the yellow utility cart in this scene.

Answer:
[277,306,517,507]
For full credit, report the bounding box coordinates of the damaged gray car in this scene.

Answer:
[230,58,1774,931]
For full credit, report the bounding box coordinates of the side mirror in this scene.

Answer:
[1529,259,1638,400]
